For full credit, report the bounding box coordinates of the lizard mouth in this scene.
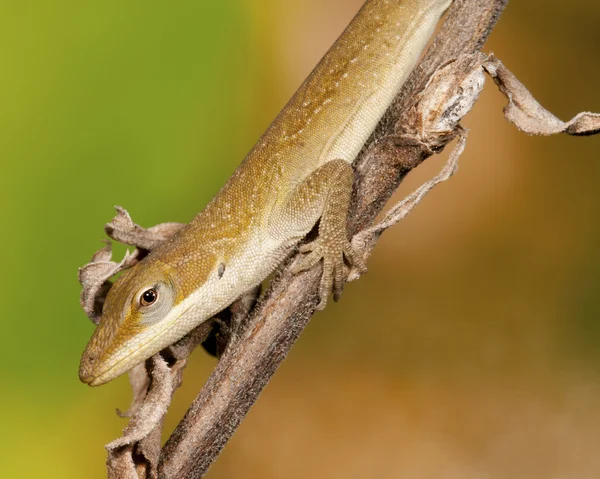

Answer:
[79,349,124,387]
[79,299,197,386]
[79,349,142,387]
[78,331,151,386]
[79,338,153,387]
[78,353,99,385]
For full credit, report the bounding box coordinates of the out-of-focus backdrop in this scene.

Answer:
[2,1,600,477]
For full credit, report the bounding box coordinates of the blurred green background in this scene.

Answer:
[2,0,600,477]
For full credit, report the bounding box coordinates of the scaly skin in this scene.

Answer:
[80,0,452,386]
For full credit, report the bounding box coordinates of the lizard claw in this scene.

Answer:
[291,239,367,310]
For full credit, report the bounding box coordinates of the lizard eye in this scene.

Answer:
[140,288,158,306]
[135,282,175,325]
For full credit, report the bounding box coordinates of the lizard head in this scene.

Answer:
[79,258,187,386]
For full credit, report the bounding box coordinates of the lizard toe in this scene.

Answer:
[343,242,368,275]
[292,238,366,308]
[290,243,323,275]
[333,255,345,302]
[316,257,334,310]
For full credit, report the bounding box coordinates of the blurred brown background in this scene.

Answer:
[1,1,599,478]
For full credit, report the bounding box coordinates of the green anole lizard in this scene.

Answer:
[80,0,452,386]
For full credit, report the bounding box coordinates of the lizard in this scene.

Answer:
[79,0,453,387]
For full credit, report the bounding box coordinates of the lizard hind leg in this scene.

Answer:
[282,159,367,310]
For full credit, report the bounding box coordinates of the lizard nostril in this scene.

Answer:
[79,353,98,384]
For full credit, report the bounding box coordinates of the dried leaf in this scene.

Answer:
[148,221,186,239]
[78,241,139,324]
[106,356,173,478]
[90,240,113,263]
[117,362,150,418]
[107,357,172,450]
[106,448,139,479]
[105,206,185,251]
[484,57,600,136]
[406,53,486,147]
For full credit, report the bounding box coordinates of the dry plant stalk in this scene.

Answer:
[76,0,600,477]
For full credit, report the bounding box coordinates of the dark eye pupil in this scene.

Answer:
[141,289,157,305]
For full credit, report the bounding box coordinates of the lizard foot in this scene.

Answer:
[291,238,367,310]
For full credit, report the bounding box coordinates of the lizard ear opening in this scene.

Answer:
[217,262,226,279]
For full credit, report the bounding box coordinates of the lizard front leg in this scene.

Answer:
[272,159,367,310]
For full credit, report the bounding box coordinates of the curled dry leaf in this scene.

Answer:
[107,356,173,479]
[105,206,185,251]
[117,320,216,421]
[105,323,215,479]
[117,362,151,419]
[405,52,486,148]
[78,241,139,324]
[484,56,600,136]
